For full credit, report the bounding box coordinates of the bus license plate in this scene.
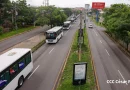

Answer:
[49,40,53,42]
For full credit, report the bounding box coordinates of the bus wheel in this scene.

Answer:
[18,76,24,88]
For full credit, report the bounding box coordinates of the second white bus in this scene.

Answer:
[0,48,33,90]
[46,26,63,43]
[63,21,71,30]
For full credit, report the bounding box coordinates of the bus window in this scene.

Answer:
[10,64,18,80]
[18,58,25,70]
[26,52,31,65]
[46,33,56,39]
[4,71,10,84]
[0,71,10,89]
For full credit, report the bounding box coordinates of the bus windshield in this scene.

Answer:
[63,23,70,27]
[46,33,56,39]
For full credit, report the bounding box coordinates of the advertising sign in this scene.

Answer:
[92,2,105,9]
[73,62,87,85]
[75,65,86,80]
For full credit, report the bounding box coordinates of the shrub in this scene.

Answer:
[0,26,3,34]
[2,20,13,30]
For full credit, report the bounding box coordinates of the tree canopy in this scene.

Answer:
[36,6,67,27]
[0,0,74,32]
[103,4,130,50]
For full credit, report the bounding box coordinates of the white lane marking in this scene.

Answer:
[93,30,98,36]
[28,65,40,79]
[49,48,54,54]
[100,40,102,43]
[105,49,110,56]
[64,30,69,36]
[118,70,128,85]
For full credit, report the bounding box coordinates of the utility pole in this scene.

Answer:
[44,0,49,6]
[47,0,49,6]
[14,2,18,30]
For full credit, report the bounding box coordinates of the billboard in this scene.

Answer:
[92,2,105,9]
[73,62,87,85]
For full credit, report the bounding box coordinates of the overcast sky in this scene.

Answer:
[11,0,130,8]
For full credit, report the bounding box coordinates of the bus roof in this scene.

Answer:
[46,26,62,33]
[0,48,31,72]
[64,21,71,24]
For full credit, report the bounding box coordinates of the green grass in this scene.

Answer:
[0,26,36,41]
[57,28,96,90]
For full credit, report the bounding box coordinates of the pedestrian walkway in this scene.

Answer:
[0,33,45,55]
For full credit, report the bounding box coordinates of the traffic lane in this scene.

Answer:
[94,27,130,89]
[32,30,69,62]
[87,19,130,89]
[87,27,112,90]
[32,22,79,62]
[87,26,125,90]
[18,19,79,90]
[0,25,51,53]
[35,35,74,90]
[91,28,128,90]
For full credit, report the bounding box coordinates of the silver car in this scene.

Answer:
[88,24,93,28]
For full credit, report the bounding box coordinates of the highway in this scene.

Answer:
[0,25,50,53]
[18,19,79,90]
[86,17,130,90]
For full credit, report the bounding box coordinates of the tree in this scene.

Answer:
[0,26,3,34]
[0,0,12,25]
[36,6,67,27]
[103,4,130,50]
[62,8,72,17]
[36,16,49,27]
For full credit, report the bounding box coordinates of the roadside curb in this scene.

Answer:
[86,29,100,90]
[32,40,46,53]
[104,32,130,58]
[52,30,76,90]
[0,26,41,43]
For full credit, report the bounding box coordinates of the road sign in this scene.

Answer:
[85,4,90,11]
[73,62,87,85]
[92,2,105,9]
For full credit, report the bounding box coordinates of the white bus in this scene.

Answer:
[0,48,33,90]
[63,21,71,30]
[46,26,63,43]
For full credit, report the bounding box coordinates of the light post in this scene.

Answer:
[33,9,38,27]
[12,0,18,30]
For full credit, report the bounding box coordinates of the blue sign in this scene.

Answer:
[0,80,7,87]
[19,62,25,69]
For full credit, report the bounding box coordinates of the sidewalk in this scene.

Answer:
[0,33,45,54]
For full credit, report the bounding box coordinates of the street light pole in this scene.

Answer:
[78,11,82,61]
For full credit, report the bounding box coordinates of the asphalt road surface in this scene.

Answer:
[0,25,50,53]
[86,17,130,90]
[18,20,79,90]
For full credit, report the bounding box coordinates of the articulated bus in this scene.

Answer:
[46,26,63,43]
[63,21,71,30]
[0,48,33,90]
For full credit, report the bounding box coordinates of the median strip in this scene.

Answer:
[57,28,96,90]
